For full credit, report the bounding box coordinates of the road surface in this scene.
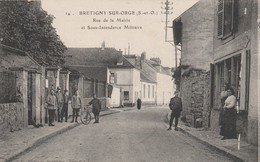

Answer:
[13,106,233,162]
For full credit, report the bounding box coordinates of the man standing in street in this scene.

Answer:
[61,90,69,122]
[88,94,101,123]
[167,91,183,131]
[56,87,64,122]
[46,89,57,126]
[71,90,82,123]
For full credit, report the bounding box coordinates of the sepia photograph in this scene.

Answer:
[0,0,259,161]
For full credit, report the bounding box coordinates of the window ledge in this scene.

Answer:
[221,33,235,45]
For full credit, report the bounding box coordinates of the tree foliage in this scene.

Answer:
[0,1,66,66]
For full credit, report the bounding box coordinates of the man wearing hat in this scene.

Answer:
[88,94,101,123]
[46,89,57,126]
[61,89,69,122]
[167,91,183,131]
[56,87,64,122]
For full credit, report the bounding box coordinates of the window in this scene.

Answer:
[110,73,115,84]
[217,0,238,39]
[143,84,146,98]
[217,62,224,92]
[124,91,129,101]
[214,54,242,109]
[152,85,154,98]
[148,85,150,98]
[98,81,106,97]
[83,79,93,98]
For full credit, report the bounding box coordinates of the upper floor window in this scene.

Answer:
[110,73,115,84]
[217,0,238,39]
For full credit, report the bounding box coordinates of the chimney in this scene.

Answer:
[101,41,105,50]
[141,52,146,61]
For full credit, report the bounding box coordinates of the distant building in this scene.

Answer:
[125,53,174,105]
[109,57,140,107]
[64,47,123,110]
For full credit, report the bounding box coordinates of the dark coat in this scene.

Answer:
[169,96,183,118]
[89,98,101,115]
[137,99,142,109]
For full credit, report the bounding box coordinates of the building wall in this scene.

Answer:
[156,73,174,105]
[247,0,258,145]
[109,68,141,106]
[110,86,121,107]
[140,81,156,104]
[0,103,24,132]
[180,70,209,127]
[181,0,214,70]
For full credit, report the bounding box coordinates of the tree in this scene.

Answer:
[0,1,66,66]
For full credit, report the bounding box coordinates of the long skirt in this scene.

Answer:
[220,108,237,139]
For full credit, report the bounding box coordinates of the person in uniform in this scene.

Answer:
[46,89,57,126]
[167,91,183,131]
[61,90,69,122]
[88,94,101,123]
[71,90,82,123]
[56,87,64,122]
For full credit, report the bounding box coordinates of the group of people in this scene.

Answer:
[167,84,237,140]
[46,88,102,126]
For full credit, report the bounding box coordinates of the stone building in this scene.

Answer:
[172,0,214,127]
[0,44,44,132]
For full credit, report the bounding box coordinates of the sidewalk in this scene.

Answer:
[166,113,259,162]
[0,108,120,162]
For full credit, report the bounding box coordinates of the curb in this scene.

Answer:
[165,113,245,162]
[4,122,79,162]
[4,110,120,162]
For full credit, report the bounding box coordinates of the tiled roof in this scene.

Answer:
[140,71,156,83]
[108,56,135,69]
[64,48,123,66]
[66,65,108,82]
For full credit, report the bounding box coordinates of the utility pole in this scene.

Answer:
[161,0,173,42]
[128,43,130,55]
[162,0,179,68]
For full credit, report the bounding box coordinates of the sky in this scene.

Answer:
[41,0,198,67]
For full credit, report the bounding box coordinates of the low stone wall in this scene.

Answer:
[180,69,210,128]
[0,102,23,132]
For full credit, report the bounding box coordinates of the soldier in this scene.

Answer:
[61,90,69,122]
[88,94,101,123]
[167,91,183,131]
[46,89,57,126]
[71,90,82,123]
[56,87,64,122]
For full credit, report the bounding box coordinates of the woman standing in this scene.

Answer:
[220,87,237,140]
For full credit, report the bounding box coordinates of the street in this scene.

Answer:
[14,106,233,162]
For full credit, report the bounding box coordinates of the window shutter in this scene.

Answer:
[114,73,117,84]
[217,0,224,38]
